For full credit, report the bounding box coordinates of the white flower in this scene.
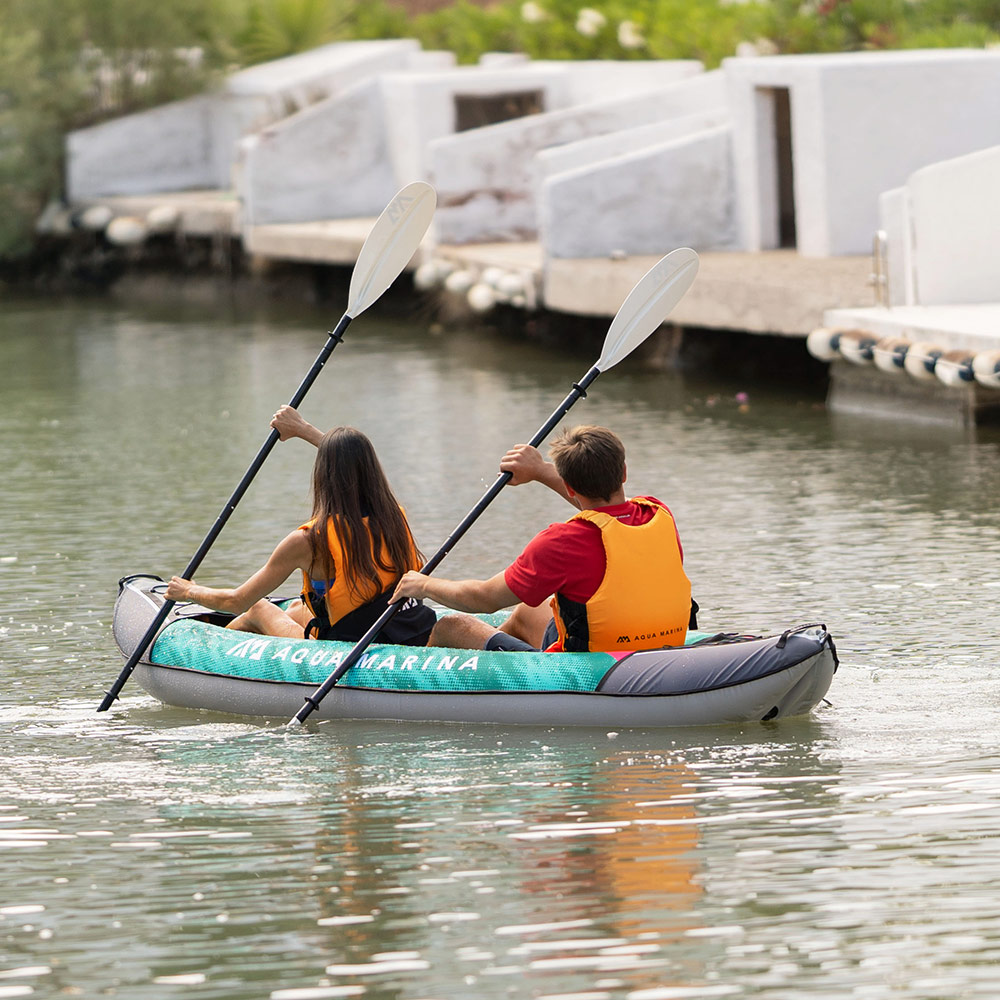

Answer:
[734,36,780,57]
[521,2,546,22]
[576,7,607,37]
[617,20,645,48]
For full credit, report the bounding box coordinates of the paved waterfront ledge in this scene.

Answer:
[245,219,404,265]
[351,237,872,338]
[825,304,1000,352]
[79,191,240,237]
[544,250,872,336]
[252,227,873,336]
[247,224,872,336]
[74,195,872,337]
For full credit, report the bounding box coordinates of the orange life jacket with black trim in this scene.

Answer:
[299,514,421,627]
[549,499,691,653]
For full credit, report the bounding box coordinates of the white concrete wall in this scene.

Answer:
[536,107,729,181]
[380,65,575,192]
[531,59,702,104]
[727,50,1000,257]
[239,58,704,230]
[225,40,426,102]
[66,40,433,201]
[67,95,225,199]
[239,78,398,226]
[241,61,579,227]
[541,125,736,258]
[877,187,914,307]
[909,146,1000,305]
[429,70,722,244]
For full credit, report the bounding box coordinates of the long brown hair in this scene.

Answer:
[307,427,421,598]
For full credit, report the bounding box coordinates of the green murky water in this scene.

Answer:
[2,293,1000,999]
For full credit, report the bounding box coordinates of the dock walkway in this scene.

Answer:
[87,191,873,337]
[248,214,874,337]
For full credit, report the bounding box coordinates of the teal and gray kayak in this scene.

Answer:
[113,575,837,727]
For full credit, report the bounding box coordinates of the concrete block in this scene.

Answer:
[429,71,723,244]
[726,50,1000,257]
[67,95,226,199]
[67,39,430,201]
[909,145,1000,305]
[541,125,738,258]
[240,78,397,226]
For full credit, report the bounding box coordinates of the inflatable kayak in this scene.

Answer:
[112,575,837,727]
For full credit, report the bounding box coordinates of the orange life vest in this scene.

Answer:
[550,499,691,652]
[300,515,420,626]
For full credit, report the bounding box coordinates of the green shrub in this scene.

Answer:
[0,0,232,259]
[236,0,353,64]
[344,0,413,41]
[1,0,998,262]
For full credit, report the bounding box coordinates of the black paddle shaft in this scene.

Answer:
[292,364,603,725]
[98,315,352,712]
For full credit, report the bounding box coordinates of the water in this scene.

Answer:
[2,293,1000,999]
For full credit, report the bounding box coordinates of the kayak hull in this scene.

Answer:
[113,575,837,727]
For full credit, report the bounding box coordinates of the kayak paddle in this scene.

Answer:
[98,181,437,712]
[288,246,700,726]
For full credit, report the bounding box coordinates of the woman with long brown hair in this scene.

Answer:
[165,406,435,645]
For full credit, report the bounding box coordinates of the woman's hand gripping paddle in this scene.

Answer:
[98,182,437,712]
[288,246,700,726]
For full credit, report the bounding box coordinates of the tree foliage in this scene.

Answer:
[236,0,352,63]
[1,0,998,260]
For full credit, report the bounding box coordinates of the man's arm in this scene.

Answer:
[500,444,580,507]
[392,570,519,614]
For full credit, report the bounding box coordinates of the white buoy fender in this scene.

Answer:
[972,350,1000,390]
[146,205,180,233]
[806,327,842,361]
[413,261,441,291]
[495,273,525,301]
[466,282,496,313]
[480,266,505,288]
[903,342,943,381]
[444,269,476,295]
[838,329,877,365]
[873,337,910,373]
[935,349,976,388]
[79,205,113,231]
[105,216,148,246]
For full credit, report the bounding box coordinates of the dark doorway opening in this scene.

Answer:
[454,90,544,132]
[772,87,796,248]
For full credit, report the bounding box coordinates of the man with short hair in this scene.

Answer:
[392,425,695,653]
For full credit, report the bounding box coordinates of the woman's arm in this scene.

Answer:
[164,530,310,614]
[271,405,324,447]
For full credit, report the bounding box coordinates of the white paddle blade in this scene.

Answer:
[595,247,699,371]
[346,181,437,318]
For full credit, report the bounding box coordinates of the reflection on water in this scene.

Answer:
[2,295,1000,999]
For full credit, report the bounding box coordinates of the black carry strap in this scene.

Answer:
[303,587,435,644]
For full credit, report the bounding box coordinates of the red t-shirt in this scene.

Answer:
[504,496,682,607]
